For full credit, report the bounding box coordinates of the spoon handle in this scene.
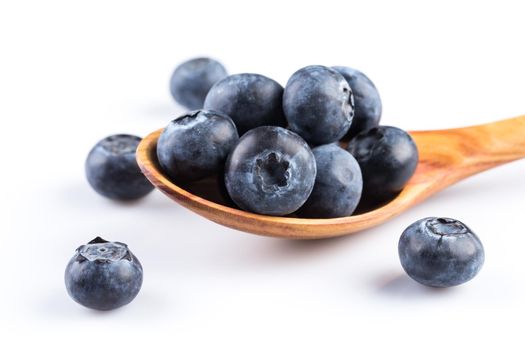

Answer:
[411,115,525,186]
[458,115,525,166]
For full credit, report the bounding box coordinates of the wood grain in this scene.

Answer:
[137,115,525,239]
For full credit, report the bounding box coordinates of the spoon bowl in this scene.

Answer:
[137,115,525,239]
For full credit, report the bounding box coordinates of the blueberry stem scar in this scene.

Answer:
[426,217,468,235]
[255,152,290,192]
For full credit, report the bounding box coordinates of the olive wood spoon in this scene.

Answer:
[137,115,525,239]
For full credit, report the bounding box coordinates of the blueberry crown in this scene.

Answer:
[426,217,468,235]
[75,237,132,263]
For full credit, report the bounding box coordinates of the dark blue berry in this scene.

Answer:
[85,134,153,201]
[332,66,382,139]
[203,73,286,135]
[157,110,239,182]
[398,217,485,287]
[298,144,362,218]
[170,57,227,110]
[65,237,143,310]
[225,126,316,216]
[283,65,354,145]
[346,126,418,208]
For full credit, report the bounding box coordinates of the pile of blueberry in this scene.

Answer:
[68,57,484,311]
[159,59,419,217]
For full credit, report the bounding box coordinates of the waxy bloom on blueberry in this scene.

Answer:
[225,126,316,216]
[204,73,286,135]
[157,110,239,182]
[170,57,227,110]
[347,126,418,208]
[65,237,143,310]
[298,144,362,218]
[332,66,382,139]
[283,65,354,145]
[85,134,153,201]
[398,217,484,287]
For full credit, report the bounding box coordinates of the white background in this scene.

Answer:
[1,0,524,349]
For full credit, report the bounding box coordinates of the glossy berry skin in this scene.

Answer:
[298,144,362,218]
[65,237,143,310]
[283,65,354,145]
[347,126,418,208]
[225,126,316,216]
[157,110,239,182]
[332,66,382,139]
[170,57,227,110]
[203,73,286,135]
[85,134,154,201]
[399,217,484,287]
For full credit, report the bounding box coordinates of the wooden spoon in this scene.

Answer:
[136,115,525,239]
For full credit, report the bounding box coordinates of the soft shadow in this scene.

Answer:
[224,227,375,269]
[177,175,237,208]
[34,288,131,320]
[35,288,170,321]
[376,272,455,298]
[353,197,392,215]
[134,101,185,120]
[35,290,83,319]
[413,159,525,208]
[57,181,181,212]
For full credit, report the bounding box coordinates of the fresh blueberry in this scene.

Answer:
[225,126,316,216]
[65,237,143,310]
[85,134,154,201]
[157,110,239,182]
[170,57,228,110]
[332,66,382,139]
[346,126,418,208]
[399,217,484,287]
[203,73,286,135]
[298,144,362,218]
[283,65,354,145]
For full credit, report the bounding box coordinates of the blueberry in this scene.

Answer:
[332,66,382,139]
[157,110,239,182]
[225,126,316,216]
[65,237,143,310]
[398,217,484,287]
[346,126,418,208]
[85,134,154,201]
[170,57,228,110]
[283,65,354,145]
[298,144,362,218]
[203,73,286,135]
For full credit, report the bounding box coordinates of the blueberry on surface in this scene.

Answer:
[203,73,286,135]
[298,144,362,218]
[157,110,239,182]
[283,65,354,145]
[225,126,316,216]
[398,217,484,287]
[332,66,382,139]
[346,126,418,208]
[65,237,143,310]
[85,134,153,201]
[170,57,227,110]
